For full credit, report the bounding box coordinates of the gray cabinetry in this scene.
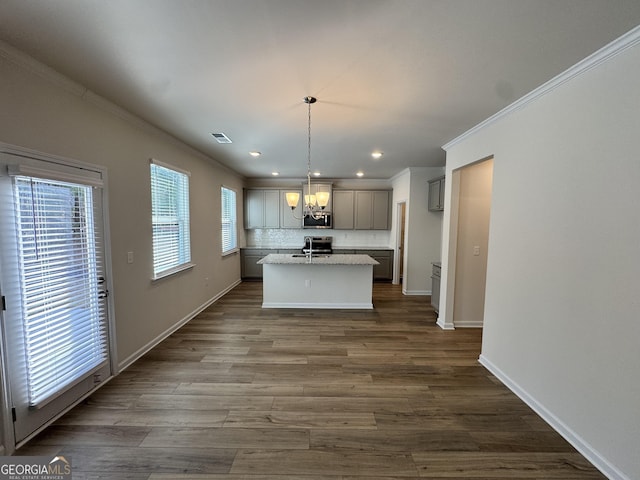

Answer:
[332,190,355,229]
[241,248,303,279]
[334,190,390,230]
[355,191,390,230]
[357,249,393,281]
[428,176,445,211]
[245,189,280,229]
[431,262,441,313]
[245,189,303,229]
[240,248,274,279]
[280,189,302,229]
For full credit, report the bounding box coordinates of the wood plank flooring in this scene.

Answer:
[15,282,605,479]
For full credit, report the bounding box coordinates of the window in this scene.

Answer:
[150,160,191,278]
[221,186,237,255]
[9,172,108,408]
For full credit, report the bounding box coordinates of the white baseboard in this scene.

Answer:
[436,317,455,330]
[479,354,630,480]
[118,279,241,371]
[402,289,429,296]
[453,320,483,328]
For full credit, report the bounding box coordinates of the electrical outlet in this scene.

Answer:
[127,251,134,264]
[305,279,311,288]
[473,246,480,256]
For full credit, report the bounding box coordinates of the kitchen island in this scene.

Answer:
[257,254,379,309]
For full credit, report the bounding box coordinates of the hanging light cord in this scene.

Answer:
[306,96,313,207]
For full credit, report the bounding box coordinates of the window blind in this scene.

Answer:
[13,176,108,408]
[150,162,191,278]
[221,186,237,254]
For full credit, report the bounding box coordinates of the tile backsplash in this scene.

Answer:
[246,229,392,248]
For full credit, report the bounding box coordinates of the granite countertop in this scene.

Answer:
[257,253,379,265]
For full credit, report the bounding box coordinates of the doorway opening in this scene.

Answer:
[394,201,406,285]
[446,157,493,328]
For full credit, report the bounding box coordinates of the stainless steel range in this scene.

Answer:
[302,236,333,255]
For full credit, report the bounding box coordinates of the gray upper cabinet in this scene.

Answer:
[280,189,302,229]
[244,189,280,229]
[332,190,355,229]
[333,189,390,230]
[428,176,445,211]
[355,190,390,230]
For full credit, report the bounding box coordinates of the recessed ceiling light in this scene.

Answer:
[249,151,261,157]
[356,171,364,177]
[371,151,383,159]
[271,171,279,176]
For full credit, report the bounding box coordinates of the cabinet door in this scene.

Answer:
[354,191,390,230]
[354,191,373,229]
[428,177,444,211]
[332,190,355,229]
[280,189,302,229]
[263,190,280,228]
[372,191,390,230]
[245,189,264,229]
[373,255,392,280]
[241,249,274,279]
[359,250,393,280]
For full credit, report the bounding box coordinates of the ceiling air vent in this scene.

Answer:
[211,132,232,144]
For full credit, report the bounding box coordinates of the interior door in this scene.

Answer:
[0,152,113,445]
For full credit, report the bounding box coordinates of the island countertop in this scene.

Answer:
[257,253,379,266]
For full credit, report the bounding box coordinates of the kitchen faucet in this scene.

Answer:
[305,236,313,263]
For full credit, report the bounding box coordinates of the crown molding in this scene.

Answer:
[442,25,640,151]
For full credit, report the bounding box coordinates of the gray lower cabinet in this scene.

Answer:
[431,262,441,313]
[241,248,393,281]
[241,248,302,279]
[240,248,274,279]
[357,249,393,281]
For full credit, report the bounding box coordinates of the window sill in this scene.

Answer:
[152,262,195,282]
[222,248,239,257]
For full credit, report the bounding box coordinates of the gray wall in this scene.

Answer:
[441,32,640,479]
[0,45,244,373]
[392,167,444,295]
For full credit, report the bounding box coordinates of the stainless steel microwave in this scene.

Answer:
[303,213,332,229]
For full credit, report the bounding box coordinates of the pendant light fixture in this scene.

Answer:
[286,96,329,219]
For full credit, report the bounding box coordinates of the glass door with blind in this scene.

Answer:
[0,152,113,445]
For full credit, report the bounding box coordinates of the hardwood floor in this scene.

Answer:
[16,282,605,479]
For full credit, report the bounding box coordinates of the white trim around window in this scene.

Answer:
[149,159,193,280]
[221,185,238,256]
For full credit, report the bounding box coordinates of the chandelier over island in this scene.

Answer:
[286,96,330,220]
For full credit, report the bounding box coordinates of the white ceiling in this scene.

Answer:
[1,1,639,180]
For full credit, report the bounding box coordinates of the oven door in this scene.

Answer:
[303,213,332,229]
